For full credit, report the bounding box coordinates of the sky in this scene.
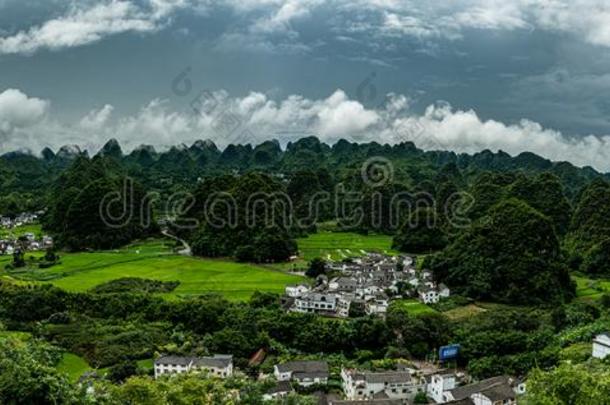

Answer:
[1,0,610,171]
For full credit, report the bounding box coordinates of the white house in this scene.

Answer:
[365,294,390,316]
[443,375,520,405]
[341,368,425,401]
[274,360,329,387]
[593,333,610,359]
[418,287,439,304]
[293,292,337,314]
[154,354,233,379]
[426,373,456,403]
[285,284,310,297]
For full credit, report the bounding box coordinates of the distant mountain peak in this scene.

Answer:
[191,139,218,151]
[41,147,55,161]
[98,138,123,158]
[56,144,83,160]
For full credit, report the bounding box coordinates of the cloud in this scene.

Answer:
[4,0,610,57]
[0,0,187,55]
[80,104,114,130]
[0,89,49,147]
[3,87,610,172]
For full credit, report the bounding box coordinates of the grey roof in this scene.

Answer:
[362,371,412,384]
[345,369,412,384]
[267,381,293,394]
[449,376,513,401]
[445,399,474,405]
[480,383,516,401]
[276,360,329,375]
[155,354,232,368]
[330,399,409,405]
[193,354,233,369]
[154,355,193,366]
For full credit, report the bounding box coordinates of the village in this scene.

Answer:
[146,331,610,404]
[282,253,450,318]
[151,352,526,404]
[0,212,53,255]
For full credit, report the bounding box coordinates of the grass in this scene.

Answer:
[297,231,397,261]
[0,330,32,340]
[573,275,610,300]
[57,353,91,382]
[390,299,438,316]
[2,239,304,301]
[443,304,487,320]
[0,223,43,239]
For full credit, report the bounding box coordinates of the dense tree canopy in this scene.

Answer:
[186,172,297,262]
[426,199,574,304]
[43,156,155,250]
[392,207,447,253]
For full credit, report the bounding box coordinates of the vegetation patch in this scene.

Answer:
[297,231,397,261]
[1,239,304,301]
[91,277,180,294]
[57,352,91,382]
[390,299,438,316]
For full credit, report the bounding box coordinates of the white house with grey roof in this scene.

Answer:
[274,360,329,387]
[293,292,337,314]
[341,368,426,401]
[440,375,520,404]
[154,354,233,379]
[593,332,610,359]
[285,283,310,297]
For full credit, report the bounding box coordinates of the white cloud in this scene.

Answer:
[0,0,187,55]
[0,89,49,145]
[4,0,610,56]
[80,104,114,130]
[3,87,610,172]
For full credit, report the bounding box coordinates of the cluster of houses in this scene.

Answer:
[153,354,525,404]
[0,212,40,229]
[0,212,52,255]
[0,232,53,255]
[282,253,450,318]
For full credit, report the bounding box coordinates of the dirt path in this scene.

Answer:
[161,230,192,256]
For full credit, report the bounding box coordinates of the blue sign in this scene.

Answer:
[439,344,460,361]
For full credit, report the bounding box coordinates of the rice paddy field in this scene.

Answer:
[296,231,398,261]
[1,239,304,301]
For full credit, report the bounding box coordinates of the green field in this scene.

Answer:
[390,299,438,316]
[574,275,610,300]
[2,239,304,301]
[297,232,397,261]
[0,223,43,239]
[57,353,91,382]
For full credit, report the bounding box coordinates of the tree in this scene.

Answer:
[108,360,138,383]
[569,178,610,251]
[189,173,297,263]
[527,363,610,404]
[393,207,447,253]
[580,238,610,276]
[508,173,572,235]
[426,199,574,304]
[306,258,326,278]
[0,338,78,404]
